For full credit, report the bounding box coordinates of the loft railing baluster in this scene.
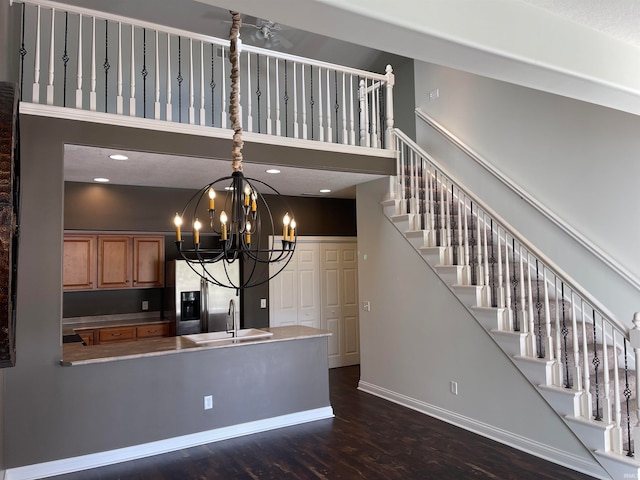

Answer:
[318,67,324,141]
[246,52,252,132]
[349,75,355,145]
[19,3,27,100]
[116,22,122,114]
[177,36,182,123]
[166,34,171,121]
[154,32,160,120]
[371,84,378,148]
[188,38,194,124]
[256,54,261,133]
[310,66,315,140]
[33,5,41,103]
[198,40,205,125]
[62,12,69,107]
[89,16,96,110]
[592,310,602,421]
[284,60,289,137]
[334,71,339,143]
[301,64,307,139]
[129,25,135,116]
[274,59,280,136]
[219,46,225,128]
[75,13,82,108]
[103,19,109,112]
[325,69,331,142]
[341,72,347,144]
[143,28,148,119]
[292,61,298,138]
[364,79,371,147]
[47,7,55,105]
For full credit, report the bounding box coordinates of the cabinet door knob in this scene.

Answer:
[112,333,122,337]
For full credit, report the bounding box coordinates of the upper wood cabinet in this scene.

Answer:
[64,233,165,291]
[63,235,96,290]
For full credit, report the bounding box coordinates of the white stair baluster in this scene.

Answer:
[504,234,513,329]
[75,13,82,108]
[496,226,505,308]
[199,40,205,125]
[482,213,490,305]
[116,22,123,114]
[543,268,554,365]
[32,5,41,103]
[462,196,469,276]
[611,329,623,454]
[128,25,135,116]
[476,206,483,288]
[457,190,464,269]
[601,316,612,424]
[571,291,583,391]
[166,34,171,121]
[46,8,55,105]
[580,300,593,418]
[518,246,528,336]
[553,278,563,385]
[444,181,451,261]
[526,253,536,357]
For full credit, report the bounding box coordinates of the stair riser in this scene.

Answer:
[565,418,612,452]
[539,387,582,417]
[513,356,554,386]
[492,331,528,357]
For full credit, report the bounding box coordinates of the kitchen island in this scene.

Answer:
[61,325,331,365]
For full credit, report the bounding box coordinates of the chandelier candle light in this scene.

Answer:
[172,11,297,290]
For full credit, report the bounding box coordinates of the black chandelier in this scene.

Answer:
[172,11,296,290]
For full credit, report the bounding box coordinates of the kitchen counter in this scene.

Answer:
[61,325,331,366]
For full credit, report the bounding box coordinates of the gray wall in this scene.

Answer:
[356,178,605,476]
[414,61,640,327]
[3,114,331,469]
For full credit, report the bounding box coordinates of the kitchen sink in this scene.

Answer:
[183,328,273,345]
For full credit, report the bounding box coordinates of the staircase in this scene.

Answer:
[383,129,640,479]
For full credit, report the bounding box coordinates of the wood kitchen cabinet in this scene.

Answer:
[63,235,96,290]
[64,233,164,291]
[73,322,170,345]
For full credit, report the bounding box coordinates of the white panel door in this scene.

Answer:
[297,243,321,328]
[269,250,298,327]
[322,242,359,368]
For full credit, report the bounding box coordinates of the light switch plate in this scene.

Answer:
[260,298,267,309]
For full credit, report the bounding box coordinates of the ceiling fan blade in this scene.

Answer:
[275,34,294,50]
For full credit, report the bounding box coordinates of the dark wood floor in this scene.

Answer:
[52,366,594,479]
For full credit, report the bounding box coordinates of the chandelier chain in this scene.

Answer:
[229,11,243,172]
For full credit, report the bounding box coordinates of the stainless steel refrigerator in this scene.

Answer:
[165,260,240,336]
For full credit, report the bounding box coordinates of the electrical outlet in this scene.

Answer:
[260,298,267,309]
[142,301,149,311]
[450,381,458,395]
[363,301,371,312]
[429,88,439,100]
[204,395,213,410]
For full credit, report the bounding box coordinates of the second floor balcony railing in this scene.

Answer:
[12,0,395,150]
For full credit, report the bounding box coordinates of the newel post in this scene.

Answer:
[384,64,395,149]
[630,312,640,455]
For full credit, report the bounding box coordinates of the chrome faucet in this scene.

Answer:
[227,298,238,338]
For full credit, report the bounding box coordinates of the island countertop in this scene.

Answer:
[61,325,331,366]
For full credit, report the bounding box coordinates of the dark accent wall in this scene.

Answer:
[64,182,356,325]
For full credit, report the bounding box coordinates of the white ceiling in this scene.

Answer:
[58,0,640,196]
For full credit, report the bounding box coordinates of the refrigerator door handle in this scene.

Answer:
[201,278,209,333]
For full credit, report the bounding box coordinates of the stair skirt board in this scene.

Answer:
[358,380,607,480]
[4,407,335,480]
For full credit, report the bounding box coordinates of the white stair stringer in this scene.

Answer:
[381,194,640,479]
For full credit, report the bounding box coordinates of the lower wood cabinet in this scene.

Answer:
[76,322,170,345]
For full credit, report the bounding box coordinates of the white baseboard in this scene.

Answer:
[357,380,608,480]
[5,407,334,480]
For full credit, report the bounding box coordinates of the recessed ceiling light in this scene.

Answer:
[266,169,281,174]
[93,177,110,183]
[320,189,331,193]
[109,154,129,161]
